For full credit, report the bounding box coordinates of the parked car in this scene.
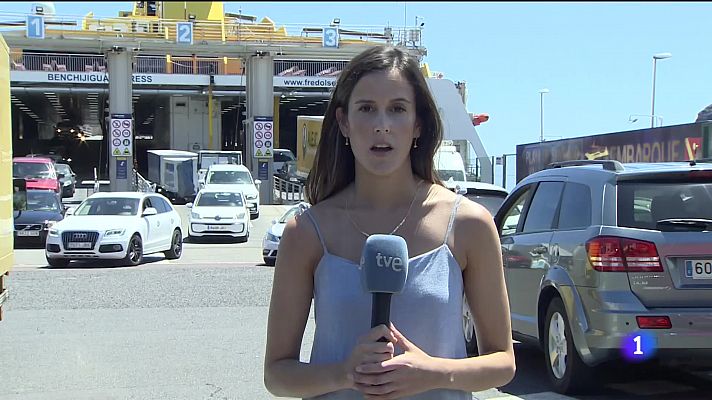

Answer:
[187,186,251,241]
[204,164,261,219]
[45,192,183,267]
[262,202,310,266]
[491,160,712,394]
[451,181,509,355]
[54,163,76,198]
[12,157,62,195]
[13,190,65,247]
[273,148,296,173]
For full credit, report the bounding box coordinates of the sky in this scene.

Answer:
[3,2,712,188]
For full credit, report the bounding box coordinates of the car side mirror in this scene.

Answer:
[65,207,75,216]
[255,179,262,185]
[142,207,158,217]
[185,202,193,208]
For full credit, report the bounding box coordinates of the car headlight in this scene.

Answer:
[105,229,125,236]
[245,194,257,200]
[267,232,280,242]
[191,212,201,219]
[63,180,72,186]
[236,212,246,219]
[48,228,59,237]
[44,220,57,229]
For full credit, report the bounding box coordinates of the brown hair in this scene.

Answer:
[305,45,443,205]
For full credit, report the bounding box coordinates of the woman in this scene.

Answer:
[264,45,515,399]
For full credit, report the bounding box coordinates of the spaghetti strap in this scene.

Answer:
[304,209,327,251]
[444,194,462,244]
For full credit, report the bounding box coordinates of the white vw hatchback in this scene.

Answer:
[45,192,183,267]
[187,186,250,241]
[203,164,261,219]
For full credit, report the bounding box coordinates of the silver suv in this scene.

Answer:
[493,160,712,394]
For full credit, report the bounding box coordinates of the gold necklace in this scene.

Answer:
[346,180,424,238]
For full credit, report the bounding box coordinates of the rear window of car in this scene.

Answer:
[617,181,712,229]
[274,151,295,162]
[465,193,507,215]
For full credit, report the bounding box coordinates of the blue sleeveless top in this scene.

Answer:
[303,195,472,400]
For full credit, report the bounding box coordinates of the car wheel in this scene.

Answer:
[47,258,70,268]
[544,297,594,394]
[164,229,182,260]
[463,296,479,355]
[123,234,144,266]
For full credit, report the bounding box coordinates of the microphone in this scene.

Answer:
[360,234,409,340]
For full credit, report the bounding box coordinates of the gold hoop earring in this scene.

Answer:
[413,138,418,148]
[345,137,350,146]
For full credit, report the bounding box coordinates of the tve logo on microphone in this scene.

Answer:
[376,252,404,272]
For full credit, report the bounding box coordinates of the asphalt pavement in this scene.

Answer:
[2,204,711,399]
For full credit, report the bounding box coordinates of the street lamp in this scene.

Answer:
[539,89,549,142]
[651,52,672,128]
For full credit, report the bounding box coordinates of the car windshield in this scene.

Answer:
[55,164,72,176]
[25,191,61,212]
[207,170,253,184]
[618,181,712,230]
[196,192,244,207]
[279,204,309,223]
[74,198,140,216]
[13,162,54,179]
[465,193,507,215]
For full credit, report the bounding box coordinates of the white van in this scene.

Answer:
[434,143,467,187]
[204,164,261,219]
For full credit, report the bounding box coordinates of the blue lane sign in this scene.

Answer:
[176,22,193,44]
[26,15,45,39]
[258,161,269,181]
[116,158,128,180]
[322,27,339,48]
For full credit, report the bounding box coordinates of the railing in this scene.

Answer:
[11,52,106,72]
[273,176,306,205]
[134,170,156,193]
[0,12,424,49]
[274,60,347,77]
[11,52,355,78]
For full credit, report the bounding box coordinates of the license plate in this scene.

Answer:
[686,260,712,279]
[17,231,40,237]
[207,225,228,231]
[67,242,92,249]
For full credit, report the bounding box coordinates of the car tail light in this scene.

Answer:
[586,236,663,272]
[636,316,672,329]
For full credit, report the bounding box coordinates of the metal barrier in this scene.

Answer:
[273,176,306,205]
[11,52,358,79]
[275,60,348,77]
[134,170,156,193]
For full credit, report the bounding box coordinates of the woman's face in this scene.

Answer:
[337,69,421,178]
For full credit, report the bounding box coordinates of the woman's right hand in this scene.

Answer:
[341,324,397,390]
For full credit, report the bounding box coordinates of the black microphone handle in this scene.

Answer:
[371,292,392,342]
